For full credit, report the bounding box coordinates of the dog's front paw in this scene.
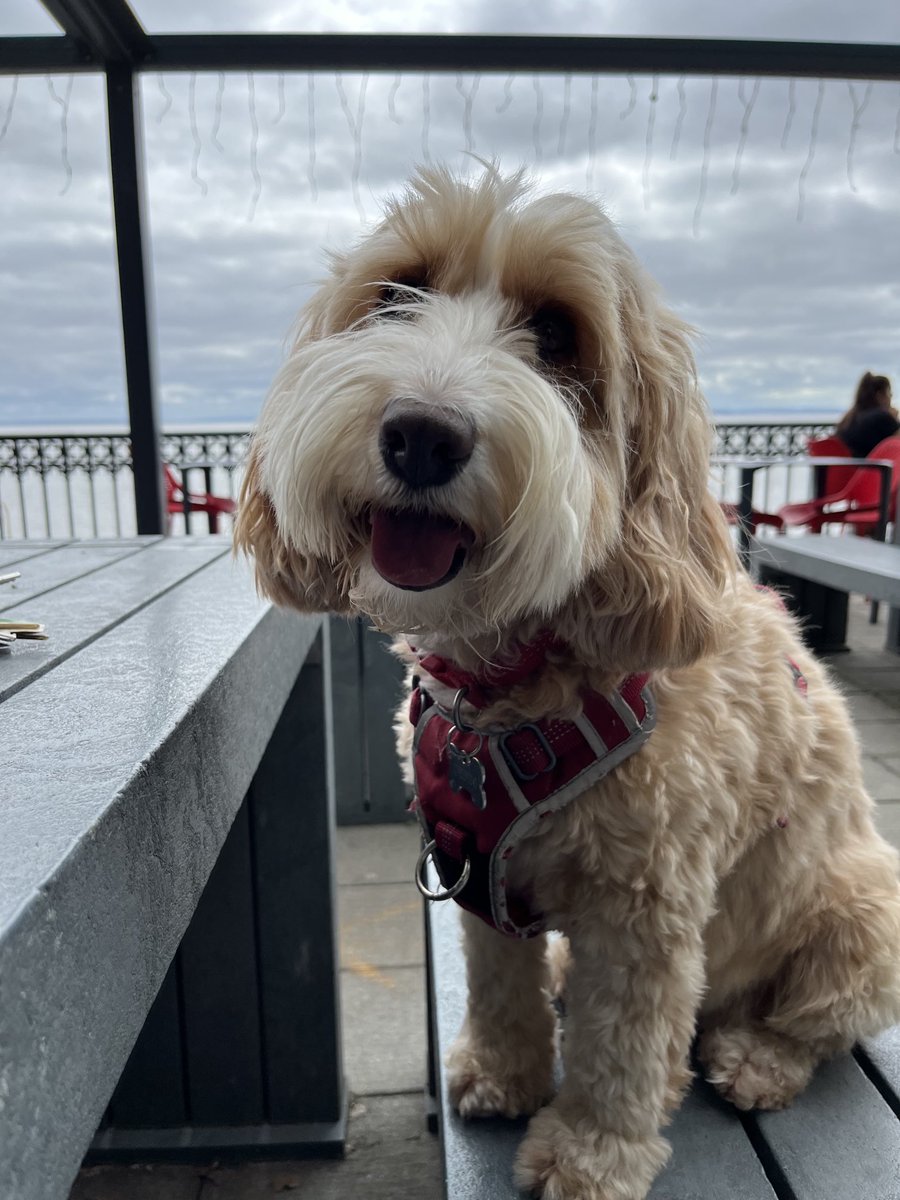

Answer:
[514,1105,669,1200]
[698,1026,816,1112]
[447,1037,553,1119]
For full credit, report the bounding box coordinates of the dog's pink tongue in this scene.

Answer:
[371,509,469,589]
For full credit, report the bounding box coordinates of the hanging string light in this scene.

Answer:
[46,75,74,195]
[781,78,796,149]
[188,73,207,196]
[387,73,403,125]
[845,81,873,192]
[797,79,825,223]
[587,75,599,191]
[211,72,225,152]
[670,75,686,160]
[246,72,262,221]
[0,76,18,143]
[156,74,172,123]
[273,72,286,126]
[336,73,368,223]
[558,73,572,156]
[496,74,514,114]
[421,74,431,164]
[532,75,544,166]
[306,73,318,201]
[731,77,760,196]
[620,74,637,120]
[455,74,479,154]
[693,77,718,237]
[643,74,658,210]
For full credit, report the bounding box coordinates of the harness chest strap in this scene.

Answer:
[409,633,809,939]
[410,673,656,938]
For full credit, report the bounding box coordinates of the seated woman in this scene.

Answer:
[836,372,898,457]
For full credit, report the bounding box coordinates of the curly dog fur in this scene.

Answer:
[236,165,900,1200]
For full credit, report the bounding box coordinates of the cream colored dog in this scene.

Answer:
[236,166,900,1200]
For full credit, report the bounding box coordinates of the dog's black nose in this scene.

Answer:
[379,399,475,490]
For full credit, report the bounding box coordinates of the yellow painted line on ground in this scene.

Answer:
[339,898,420,989]
[344,958,397,989]
[342,899,420,933]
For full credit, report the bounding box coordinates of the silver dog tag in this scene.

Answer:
[448,741,487,810]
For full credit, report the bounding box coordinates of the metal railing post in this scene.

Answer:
[105,64,165,535]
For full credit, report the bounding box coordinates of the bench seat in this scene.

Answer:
[426,896,900,1199]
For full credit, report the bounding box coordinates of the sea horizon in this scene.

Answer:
[0,411,839,437]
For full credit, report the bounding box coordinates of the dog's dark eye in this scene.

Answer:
[377,273,429,317]
[528,308,577,362]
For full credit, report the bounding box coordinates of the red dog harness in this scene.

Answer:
[410,644,656,939]
[410,610,807,938]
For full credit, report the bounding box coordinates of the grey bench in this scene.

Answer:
[426,895,900,1199]
[751,533,900,654]
[0,538,345,1200]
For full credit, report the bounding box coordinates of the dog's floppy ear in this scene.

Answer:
[234,442,352,614]
[587,287,736,672]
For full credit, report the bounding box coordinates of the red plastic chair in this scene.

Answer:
[718,502,784,533]
[777,438,894,534]
[840,437,900,536]
[164,465,236,534]
[806,435,856,498]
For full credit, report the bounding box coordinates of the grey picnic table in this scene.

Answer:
[0,538,346,1200]
[426,881,900,1200]
[751,533,900,654]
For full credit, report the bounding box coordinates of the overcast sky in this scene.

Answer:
[1,0,899,430]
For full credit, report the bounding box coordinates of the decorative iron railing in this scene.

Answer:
[0,429,250,539]
[0,420,832,540]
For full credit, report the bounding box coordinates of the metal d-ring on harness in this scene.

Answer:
[415,686,480,902]
[415,840,471,900]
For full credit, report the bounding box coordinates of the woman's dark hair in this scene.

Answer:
[836,372,892,434]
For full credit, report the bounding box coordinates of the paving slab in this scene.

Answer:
[340,964,427,1096]
[864,758,900,803]
[875,803,900,854]
[853,693,900,721]
[339,882,424,970]
[197,1094,439,1200]
[857,721,900,756]
[834,669,900,697]
[335,822,420,886]
[70,1162,202,1200]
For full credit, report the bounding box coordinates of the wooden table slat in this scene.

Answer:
[0,538,161,608]
[752,1053,900,1200]
[0,538,229,702]
[0,540,74,570]
[0,551,287,930]
[859,1028,900,1117]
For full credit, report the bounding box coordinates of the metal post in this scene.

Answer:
[105,65,165,535]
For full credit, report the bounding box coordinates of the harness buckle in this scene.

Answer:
[415,839,471,902]
[499,723,558,782]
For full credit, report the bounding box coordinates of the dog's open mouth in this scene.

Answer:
[370,508,474,591]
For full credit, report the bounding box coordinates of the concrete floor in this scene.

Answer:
[70,596,900,1200]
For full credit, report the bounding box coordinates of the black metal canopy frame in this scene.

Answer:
[2,1,899,534]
